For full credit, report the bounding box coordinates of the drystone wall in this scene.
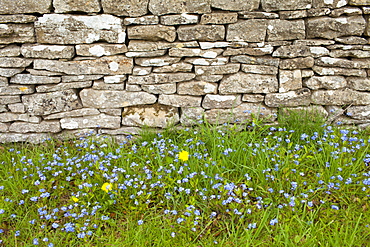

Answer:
[1,0,370,143]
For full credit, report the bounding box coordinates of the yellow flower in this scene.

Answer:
[71,196,79,202]
[178,150,189,162]
[101,183,113,193]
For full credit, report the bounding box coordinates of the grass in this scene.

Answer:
[0,110,370,246]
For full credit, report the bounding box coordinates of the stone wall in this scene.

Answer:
[1,0,370,143]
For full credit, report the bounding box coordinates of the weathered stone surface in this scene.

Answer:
[316,57,370,69]
[313,66,367,77]
[195,64,240,75]
[293,39,335,46]
[44,108,100,120]
[102,0,149,17]
[202,94,241,109]
[22,90,82,116]
[125,84,142,91]
[0,122,8,132]
[158,94,202,107]
[80,89,156,108]
[95,108,122,116]
[347,105,370,120]
[330,7,362,17]
[335,36,368,45]
[185,57,228,66]
[307,16,366,39]
[160,14,198,25]
[10,74,60,85]
[0,45,20,57]
[312,89,370,105]
[169,48,223,58]
[279,70,302,93]
[35,14,126,44]
[241,64,278,75]
[92,80,124,90]
[135,56,181,66]
[242,94,265,102]
[180,107,204,126]
[211,0,259,11]
[205,103,277,124]
[261,0,312,11]
[0,76,7,85]
[230,55,280,67]
[0,24,35,44]
[267,20,305,41]
[133,66,152,76]
[0,112,41,123]
[0,85,34,95]
[0,68,24,77]
[350,0,370,5]
[178,80,217,95]
[304,76,347,90]
[0,57,32,67]
[127,25,176,42]
[54,0,101,13]
[265,88,311,107]
[124,16,159,25]
[76,44,127,57]
[0,133,50,144]
[37,81,92,93]
[128,73,195,84]
[61,114,121,129]
[104,75,127,84]
[26,69,64,76]
[0,95,20,104]
[62,75,103,82]
[227,20,267,42]
[329,49,370,58]
[0,15,37,23]
[279,10,308,19]
[34,56,133,75]
[0,105,7,113]
[313,0,348,8]
[219,73,278,94]
[0,0,52,14]
[238,11,279,19]
[196,75,223,82]
[307,7,331,17]
[21,44,74,59]
[126,50,166,58]
[280,57,315,69]
[273,45,311,58]
[122,104,179,128]
[347,77,370,91]
[141,84,176,94]
[9,121,61,133]
[200,13,238,24]
[199,42,235,50]
[152,63,193,73]
[178,25,225,41]
[223,46,274,56]
[302,69,315,78]
[149,0,211,15]
[310,47,330,57]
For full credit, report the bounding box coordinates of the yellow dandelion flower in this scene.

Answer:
[101,183,113,193]
[178,150,189,162]
[71,196,79,202]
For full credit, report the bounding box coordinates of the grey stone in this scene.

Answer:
[36,81,92,93]
[199,42,234,49]
[135,56,181,66]
[200,13,238,24]
[223,46,274,56]
[35,14,126,44]
[158,94,202,107]
[307,7,331,17]
[169,48,223,58]
[347,105,370,120]
[0,0,52,14]
[279,10,308,19]
[0,76,7,86]
[97,109,122,116]
[184,57,228,66]
[34,56,133,75]
[227,20,267,42]
[313,0,348,8]
[125,84,142,91]
[241,64,278,75]
[126,50,166,58]
[265,88,311,107]
[124,16,159,25]
[347,77,370,91]
[149,0,211,15]
[0,112,41,123]
[293,39,335,46]
[350,0,370,5]
[273,45,311,58]
[128,73,195,84]
[61,114,121,129]
[26,69,64,76]
[152,63,193,73]
[180,107,204,126]
[219,73,278,94]
[22,90,81,115]
[9,121,61,133]
[122,104,179,128]
[316,57,370,69]
[0,24,35,44]
[80,89,157,108]
[329,49,370,58]
[0,122,8,132]
[10,74,61,84]
[101,0,149,17]
[62,75,103,82]
[76,44,127,57]
[230,55,280,67]
[0,95,20,104]
[0,57,32,67]
[202,94,242,109]
[128,40,199,51]
[104,75,127,84]
[0,85,34,95]
[0,105,7,113]
[127,25,176,42]
[141,84,176,94]
[304,76,347,90]
[238,11,279,19]
[267,20,305,41]
[195,64,240,75]
[53,0,101,13]
[279,70,302,93]
[44,108,100,120]
[302,69,315,78]
[0,45,21,57]
[307,16,366,39]
[0,15,37,23]
[280,57,315,69]
[21,44,75,59]
[178,25,225,41]
[335,36,368,45]
[92,81,124,90]
[330,7,362,17]
[133,66,152,76]
[312,89,370,105]
[160,14,198,25]
[196,75,223,82]
[242,94,265,103]
[177,80,218,95]
[211,0,259,11]
[0,133,51,144]
[261,0,312,11]
[309,46,330,57]
[313,66,367,77]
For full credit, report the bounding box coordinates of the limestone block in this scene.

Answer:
[158,94,202,107]
[347,105,370,120]
[62,75,103,82]
[169,48,223,58]
[196,75,223,82]
[202,94,242,109]
[160,14,198,25]
[265,88,311,107]
[347,77,370,91]
[184,57,228,66]
[0,0,52,14]
[149,0,211,15]
[0,105,7,113]
[10,74,61,84]
[330,7,362,17]
[124,16,159,25]
[9,121,61,133]
[0,96,20,104]
[126,50,166,58]
[200,13,238,24]
[0,24,35,44]
[135,56,181,66]
[313,66,367,77]
[44,108,100,120]
[141,84,176,94]
[279,10,308,19]
[211,0,259,11]
[35,14,126,44]
[309,47,330,57]
[223,46,274,56]
[219,73,278,94]
[273,45,311,58]
[125,84,142,91]
[177,80,217,95]
[79,89,157,108]
[279,70,302,93]
[227,20,267,42]
[178,25,225,42]
[99,109,122,116]
[316,57,370,68]
[0,122,8,132]
[350,0,370,5]
[104,75,127,84]
[152,63,193,73]
[312,89,370,105]
[33,56,133,75]
[329,49,370,58]
[76,44,127,57]
[261,0,312,11]
[238,11,279,19]
[307,8,331,17]
[304,76,347,90]
[128,40,198,51]
[26,69,63,76]
[302,70,315,78]
[0,45,21,57]
[128,73,195,84]
[180,107,204,126]
[0,85,34,95]
[61,114,121,129]
[102,0,149,17]
[0,15,37,23]
[92,81,124,90]
[242,94,265,103]
[199,42,233,49]
[280,57,315,69]
[0,57,32,67]
[241,64,278,75]
[0,112,40,123]
[0,133,50,144]
[122,104,179,128]
[21,44,74,59]
[0,76,7,86]
[307,16,366,39]
[195,64,240,75]
[230,55,280,67]
[37,81,92,93]
[133,66,152,76]
[0,68,24,77]
[313,0,348,8]
[267,20,305,41]
[127,25,176,42]
[54,0,101,13]
[335,36,368,44]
